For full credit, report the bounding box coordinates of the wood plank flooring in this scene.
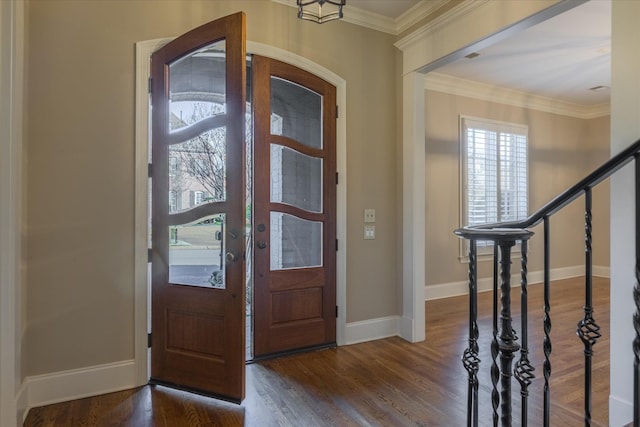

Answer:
[24,277,611,426]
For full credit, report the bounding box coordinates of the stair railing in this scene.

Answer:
[455,138,640,427]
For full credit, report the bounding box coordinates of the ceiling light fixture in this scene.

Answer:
[297,0,345,24]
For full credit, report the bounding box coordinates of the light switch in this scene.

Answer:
[364,225,375,240]
[364,209,376,223]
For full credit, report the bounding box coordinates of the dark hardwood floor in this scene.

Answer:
[24,277,611,426]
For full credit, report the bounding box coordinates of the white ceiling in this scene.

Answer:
[433,0,611,106]
[350,0,612,107]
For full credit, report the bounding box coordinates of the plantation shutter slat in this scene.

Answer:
[461,117,528,252]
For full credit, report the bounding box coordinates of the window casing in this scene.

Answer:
[460,116,528,256]
[194,190,204,205]
[169,190,178,213]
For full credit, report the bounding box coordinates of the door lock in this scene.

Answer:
[225,251,239,262]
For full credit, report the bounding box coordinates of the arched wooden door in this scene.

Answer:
[252,56,337,358]
[150,13,246,402]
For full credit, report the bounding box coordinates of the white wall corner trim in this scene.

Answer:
[0,0,24,426]
[25,361,136,410]
[609,394,632,427]
[400,71,426,343]
[425,265,607,301]
[16,383,27,423]
[345,316,400,345]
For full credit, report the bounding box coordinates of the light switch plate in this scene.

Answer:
[364,209,376,223]
[364,225,375,240]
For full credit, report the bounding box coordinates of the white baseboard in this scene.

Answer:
[609,394,632,427]
[25,360,136,410]
[345,316,400,345]
[593,265,610,277]
[425,265,610,301]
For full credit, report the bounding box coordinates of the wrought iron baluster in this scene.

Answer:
[515,240,534,427]
[634,153,640,427]
[577,187,601,426]
[491,244,500,427]
[543,216,552,427]
[498,239,520,427]
[463,240,480,427]
[634,278,640,427]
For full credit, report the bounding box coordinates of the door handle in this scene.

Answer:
[225,251,239,263]
[257,240,267,249]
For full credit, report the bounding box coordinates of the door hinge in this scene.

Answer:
[336,239,339,251]
[148,163,152,178]
[336,172,339,185]
[148,248,152,263]
[147,333,152,348]
[148,77,152,94]
[336,105,339,119]
[335,306,338,318]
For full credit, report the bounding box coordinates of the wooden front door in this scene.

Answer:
[252,56,337,358]
[150,13,246,402]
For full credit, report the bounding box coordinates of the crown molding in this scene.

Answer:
[425,72,610,119]
[272,0,447,35]
[396,0,449,35]
[341,6,397,35]
[395,0,487,51]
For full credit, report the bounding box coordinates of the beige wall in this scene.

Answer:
[25,0,398,376]
[425,89,610,286]
[586,115,611,268]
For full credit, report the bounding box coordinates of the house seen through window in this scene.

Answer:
[460,116,528,254]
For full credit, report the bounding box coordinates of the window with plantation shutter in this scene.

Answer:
[460,116,528,255]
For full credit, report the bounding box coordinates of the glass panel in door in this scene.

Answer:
[168,214,226,288]
[270,76,322,148]
[270,144,322,212]
[169,42,226,132]
[270,212,322,270]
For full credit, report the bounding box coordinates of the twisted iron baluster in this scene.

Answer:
[463,241,480,427]
[498,240,520,427]
[515,240,534,427]
[491,244,500,427]
[634,272,640,427]
[577,188,601,426]
[543,216,552,427]
[634,154,640,427]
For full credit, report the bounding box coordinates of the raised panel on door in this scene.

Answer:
[252,55,336,358]
[150,12,246,402]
